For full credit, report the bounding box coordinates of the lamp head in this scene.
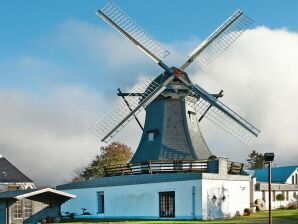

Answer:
[264,153,275,162]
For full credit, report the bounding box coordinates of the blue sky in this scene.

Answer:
[1,0,298,185]
[1,0,298,44]
[1,0,298,93]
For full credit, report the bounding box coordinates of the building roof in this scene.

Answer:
[57,173,203,190]
[56,172,250,190]
[0,155,33,183]
[0,188,76,200]
[0,189,35,199]
[254,166,298,183]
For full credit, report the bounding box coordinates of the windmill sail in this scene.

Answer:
[94,1,260,146]
[180,10,253,71]
[186,84,260,144]
[92,76,175,142]
[96,1,170,64]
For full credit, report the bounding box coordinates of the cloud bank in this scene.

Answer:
[0,20,297,185]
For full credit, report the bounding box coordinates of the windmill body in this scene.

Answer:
[131,73,211,163]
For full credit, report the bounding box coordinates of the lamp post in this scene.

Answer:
[264,152,275,224]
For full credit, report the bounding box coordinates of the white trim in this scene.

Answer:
[15,188,76,200]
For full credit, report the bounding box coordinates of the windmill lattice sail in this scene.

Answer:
[96,1,170,63]
[186,89,260,145]
[92,78,162,142]
[94,1,260,146]
[181,10,253,71]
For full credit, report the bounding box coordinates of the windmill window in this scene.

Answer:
[148,132,154,141]
[147,129,159,141]
[97,191,104,214]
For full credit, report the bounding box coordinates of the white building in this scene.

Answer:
[57,159,251,220]
[252,165,298,209]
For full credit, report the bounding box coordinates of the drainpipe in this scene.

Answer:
[192,186,195,219]
[5,200,8,224]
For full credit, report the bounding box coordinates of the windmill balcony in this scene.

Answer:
[104,159,244,177]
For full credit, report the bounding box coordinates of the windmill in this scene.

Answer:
[92,1,260,163]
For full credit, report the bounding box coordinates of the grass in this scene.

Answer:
[58,209,298,224]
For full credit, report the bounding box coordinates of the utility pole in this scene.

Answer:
[264,153,275,224]
[268,161,272,224]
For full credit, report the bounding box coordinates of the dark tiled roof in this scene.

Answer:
[57,173,203,190]
[0,189,36,199]
[254,166,298,183]
[0,156,33,183]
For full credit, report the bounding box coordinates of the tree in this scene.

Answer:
[81,142,133,179]
[69,167,85,182]
[246,150,265,169]
[276,193,285,208]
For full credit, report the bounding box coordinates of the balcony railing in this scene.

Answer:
[104,159,244,177]
[104,160,209,177]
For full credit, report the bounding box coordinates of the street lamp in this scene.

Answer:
[264,153,275,224]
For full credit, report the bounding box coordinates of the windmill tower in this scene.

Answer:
[93,1,260,164]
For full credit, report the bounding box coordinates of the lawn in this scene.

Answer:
[58,209,298,224]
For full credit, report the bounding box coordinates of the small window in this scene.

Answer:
[295,174,298,185]
[148,132,154,141]
[97,191,104,213]
[286,191,289,201]
[159,191,175,217]
[272,191,276,201]
[292,175,295,184]
[13,200,22,219]
[23,199,33,218]
[262,191,266,202]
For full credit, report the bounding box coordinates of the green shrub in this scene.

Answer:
[243,208,251,216]
[276,193,285,201]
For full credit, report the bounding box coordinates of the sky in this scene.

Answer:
[1,0,298,185]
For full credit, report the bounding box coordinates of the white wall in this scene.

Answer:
[254,190,298,209]
[61,175,251,220]
[201,179,250,219]
[285,168,298,184]
[62,179,202,219]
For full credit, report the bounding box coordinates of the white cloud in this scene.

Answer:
[191,27,298,165]
[0,86,108,186]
